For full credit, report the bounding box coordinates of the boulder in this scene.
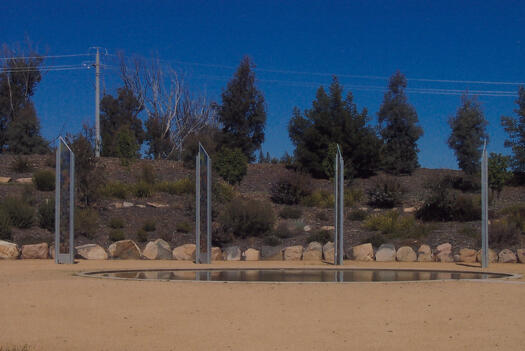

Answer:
[284,245,303,261]
[517,249,525,264]
[321,225,335,231]
[15,177,32,184]
[303,241,322,261]
[211,247,223,261]
[476,249,498,263]
[122,201,134,208]
[417,245,433,262]
[396,246,417,262]
[261,245,283,260]
[323,241,334,262]
[108,240,141,259]
[303,225,312,232]
[244,248,260,261]
[0,240,20,259]
[146,202,168,208]
[112,202,123,209]
[403,207,417,213]
[142,239,172,260]
[375,243,396,262]
[458,248,477,263]
[75,244,108,260]
[0,176,11,184]
[21,242,49,259]
[136,204,146,208]
[352,243,374,261]
[172,244,196,261]
[435,243,453,262]
[223,246,241,261]
[498,249,517,263]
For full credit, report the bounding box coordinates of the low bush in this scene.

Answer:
[176,221,192,233]
[214,147,248,185]
[489,218,521,247]
[136,229,148,243]
[75,208,99,239]
[270,173,311,205]
[348,209,368,221]
[156,178,194,195]
[279,207,302,219]
[139,163,156,184]
[0,209,11,241]
[316,211,329,221]
[142,220,156,232]
[364,211,429,239]
[109,229,125,242]
[109,217,124,229]
[273,222,294,239]
[213,181,236,203]
[416,185,480,222]
[219,198,275,238]
[10,156,32,173]
[301,190,334,208]
[498,204,525,232]
[1,197,33,229]
[102,182,129,199]
[38,199,54,231]
[367,176,404,209]
[306,230,331,244]
[451,175,480,192]
[21,184,36,205]
[32,170,55,191]
[366,234,386,248]
[263,234,281,246]
[344,187,364,207]
[132,181,153,198]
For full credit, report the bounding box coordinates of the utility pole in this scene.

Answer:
[95,48,101,157]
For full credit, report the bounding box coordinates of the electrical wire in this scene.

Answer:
[0,53,93,60]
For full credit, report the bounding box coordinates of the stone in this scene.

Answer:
[458,248,477,263]
[375,244,396,262]
[223,246,241,261]
[453,254,460,262]
[15,177,32,184]
[113,202,123,209]
[498,249,517,263]
[359,207,368,211]
[323,241,334,262]
[147,202,168,208]
[261,245,283,260]
[352,243,374,261]
[403,207,417,213]
[321,225,335,231]
[211,247,223,261]
[396,246,417,262]
[122,201,134,208]
[0,240,20,259]
[303,225,312,232]
[172,244,196,261]
[303,241,323,261]
[136,204,146,208]
[75,244,108,260]
[284,245,303,260]
[0,176,11,184]
[417,245,433,262]
[476,249,498,263]
[142,239,172,260]
[108,240,141,259]
[244,248,260,261]
[21,242,49,259]
[435,243,453,262]
[517,249,525,263]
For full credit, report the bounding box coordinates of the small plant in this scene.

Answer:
[367,234,386,248]
[132,181,153,198]
[416,185,480,222]
[273,222,293,239]
[109,217,124,229]
[1,197,33,229]
[344,187,364,207]
[176,221,192,233]
[156,178,194,195]
[38,199,55,231]
[348,208,368,221]
[139,163,156,184]
[0,209,12,241]
[263,234,281,246]
[33,170,55,191]
[459,224,478,238]
[103,182,129,199]
[306,230,331,244]
[367,176,404,209]
[301,190,334,208]
[316,211,329,221]
[21,184,36,205]
[364,211,429,239]
[219,198,275,238]
[270,173,311,205]
[213,181,235,203]
[109,229,125,242]
[214,147,248,185]
[142,219,156,232]
[10,156,32,173]
[279,207,302,219]
[489,218,521,246]
[136,229,148,243]
[75,208,99,239]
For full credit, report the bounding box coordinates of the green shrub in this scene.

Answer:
[139,163,156,184]
[367,234,385,248]
[33,170,55,191]
[10,156,32,173]
[0,209,12,240]
[263,234,281,246]
[348,208,368,221]
[21,184,36,205]
[109,229,125,242]
[270,173,311,205]
[1,197,33,229]
[367,176,404,209]
[156,178,194,195]
[219,198,275,238]
[176,221,192,233]
[132,181,153,198]
[301,190,334,208]
[458,224,478,238]
[136,229,148,243]
[306,230,331,244]
[279,207,302,219]
[490,218,521,246]
[142,220,156,232]
[273,222,293,239]
[75,208,99,239]
[109,217,124,229]
[451,175,480,192]
[416,185,480,222]
[103,182,129,199]
[214,147,248,185]
[364,211,429,239]
[316,211,329,221]
[38,199,54,231]
[498,204,525,232]
[344,187,364,207]
[213,181,235,203]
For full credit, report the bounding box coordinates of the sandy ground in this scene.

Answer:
[1,260,525,351]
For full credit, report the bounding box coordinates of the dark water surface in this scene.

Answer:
[82,269,511,282]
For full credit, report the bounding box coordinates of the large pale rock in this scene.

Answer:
[0,176,11,184]
[417,245,433,262]
[396,246,417,262]
[244,248,260,261]
[517,249,525,263]
[352,243,374,261]
[21,242,49,259]
[172,244,196,261]
[303,225,312,232]
[75,244,108,260]
[323,241,334,262]
[284,245,303,261]
[303,241,322,261]
[16,177,32,184]
[375,243,396,262]
[143,239,172,260]
[261,245,283,260]
[211,247,223,261]
[476,249,498,263]
[122,201,134,208]
[458,248,477,263]
[403,207,416,213]
[146,202,168,208]
[0,240,20,259]
[498,249,517,263]
[223,246,241,261]
[108,240,141,259]
[435,243,453,262]
[321,225,335,231]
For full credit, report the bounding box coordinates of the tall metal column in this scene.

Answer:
[55,137,75,264]
[195,143,212,264]
[95,48,101,157]
[334,145,344,265]
[481,141,489,268]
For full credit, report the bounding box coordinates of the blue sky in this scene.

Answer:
[2,0,524,169]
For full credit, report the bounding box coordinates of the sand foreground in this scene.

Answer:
[1,260,525,351]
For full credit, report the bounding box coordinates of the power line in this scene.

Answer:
[0,53,93,60]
